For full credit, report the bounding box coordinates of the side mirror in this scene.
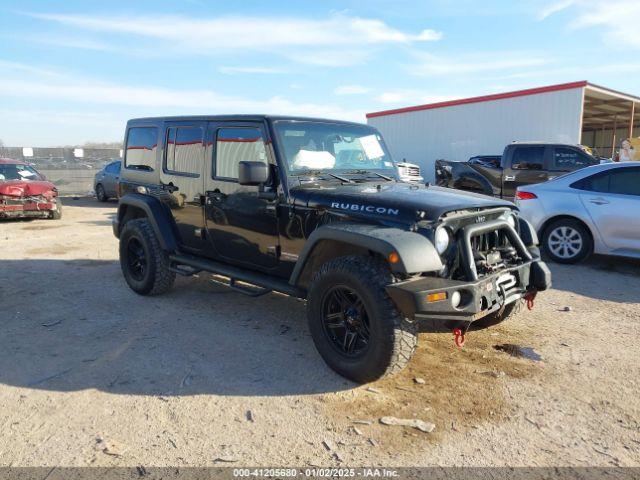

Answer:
[238,161,269,186]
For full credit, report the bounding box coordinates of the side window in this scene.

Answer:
[608,168,640,196]
[125,127,157,171]
[215,127,267,180]
[511,146,545,170]
[572,172,610,193]
[165,126,203,176]
[115,161,121,173]
[552,148,595,171]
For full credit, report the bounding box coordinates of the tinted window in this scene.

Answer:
[512,146,545,170]
[572,167,640,196]
[552,147,596,171]
[165,126,203,176]
[125,127,157,171]
[215,128,267,179]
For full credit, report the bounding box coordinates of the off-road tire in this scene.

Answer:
[96,184,108,202]
[119,218,175,295]
[471,298,523,329]
[542,218,592,264]
[307,255,417,383]
[50,202,62,220]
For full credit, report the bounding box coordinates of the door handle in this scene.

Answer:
[504,175,515,181]
[589,198,609,205]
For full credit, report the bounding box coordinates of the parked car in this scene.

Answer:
[435,142,600,199]
[515,162,640,263]
[94,160,121,201]
[113,115,550,383]
[0,158,62,219]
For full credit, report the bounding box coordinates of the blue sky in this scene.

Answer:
[1,0,639,146]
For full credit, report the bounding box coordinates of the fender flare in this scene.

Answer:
[115,193,179,252]
[289,223,443,286]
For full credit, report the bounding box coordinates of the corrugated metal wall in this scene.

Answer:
[368,87,584,182]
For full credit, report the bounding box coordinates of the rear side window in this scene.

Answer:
[125,127,158,171]
[105,161,121,173]
[572,167,640,196]
[511,146,545,170]
[552,147,596,171]
[215,127,267,180]
[165,126,204,176]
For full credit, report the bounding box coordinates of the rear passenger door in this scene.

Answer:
[159,122,208,252]
[203,122,280,269]
[502,146,548,199]
[549,146,598,177]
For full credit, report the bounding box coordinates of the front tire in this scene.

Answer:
[471,299,523,329]
[49,201,62,220]
[307,255,417,383]
[96,184,108,202]
[542,218,592,264]
[119,218,176,295]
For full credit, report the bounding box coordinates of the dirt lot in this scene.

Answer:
[0,197,639,467]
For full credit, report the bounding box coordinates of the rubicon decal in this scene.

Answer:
[331,202,400,216]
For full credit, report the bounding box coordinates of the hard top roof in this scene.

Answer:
[126,114,367,126]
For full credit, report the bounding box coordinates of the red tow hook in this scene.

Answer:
[524,292,537,310]
[453,328,465,348]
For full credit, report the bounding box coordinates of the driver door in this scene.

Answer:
[203,122,280,270]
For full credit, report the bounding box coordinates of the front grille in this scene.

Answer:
[444,218,530,281]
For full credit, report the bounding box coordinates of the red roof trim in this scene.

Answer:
[366,81,589,119]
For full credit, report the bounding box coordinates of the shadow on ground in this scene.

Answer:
[0,259,351,397]
[60,196,118,209]
[546,254,640,303]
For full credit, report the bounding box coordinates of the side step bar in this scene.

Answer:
[168,253,306,299]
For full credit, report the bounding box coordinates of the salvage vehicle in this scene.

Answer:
[94,160,121,201]
[435,142,600,199]
[113,116,551,382]
[516,162,640,263]
[0,158,61,220]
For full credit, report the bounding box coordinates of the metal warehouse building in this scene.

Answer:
[367,81,639,182]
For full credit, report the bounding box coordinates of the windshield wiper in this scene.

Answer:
[343,170,394,181]
[296,170,354,183]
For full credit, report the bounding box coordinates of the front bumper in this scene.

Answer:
[0,198,57,218]
[386,259,551,332]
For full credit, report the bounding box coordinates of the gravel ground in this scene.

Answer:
[0,197,638,467]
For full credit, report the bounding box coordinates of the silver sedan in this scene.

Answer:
[515,162,640,263]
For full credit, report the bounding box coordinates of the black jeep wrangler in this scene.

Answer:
[113,115,551,383]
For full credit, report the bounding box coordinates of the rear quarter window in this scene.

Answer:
[125,127,158,171]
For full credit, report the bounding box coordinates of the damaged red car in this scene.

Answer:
[0,158,62,220]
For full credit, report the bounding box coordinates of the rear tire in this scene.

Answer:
[307,255,417,383]
[119,218,175,295]
[96,184,108,202]
[542,218,592,264]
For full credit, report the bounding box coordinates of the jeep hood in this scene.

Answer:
[0,180,58,198]
[290,181,513,224]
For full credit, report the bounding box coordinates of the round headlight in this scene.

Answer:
[434,226,450,254]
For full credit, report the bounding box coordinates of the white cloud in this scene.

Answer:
[0,62,365,126]
[29,12,442,50]
[408,52,552,76]
[334,85,372,95]
[539,0,640,48]
[537,0,576,20]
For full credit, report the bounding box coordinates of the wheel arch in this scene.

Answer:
[115,193,179,252]
[289,223,443,289]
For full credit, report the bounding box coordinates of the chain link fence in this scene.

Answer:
[1,147,122,195]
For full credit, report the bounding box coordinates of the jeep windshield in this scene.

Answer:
[273,121,397,179]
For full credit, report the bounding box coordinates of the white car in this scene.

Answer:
[515,162,640,263]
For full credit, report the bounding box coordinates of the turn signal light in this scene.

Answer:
[388,252,400,264]
[516,191,537,200]
[426,292,447,303]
